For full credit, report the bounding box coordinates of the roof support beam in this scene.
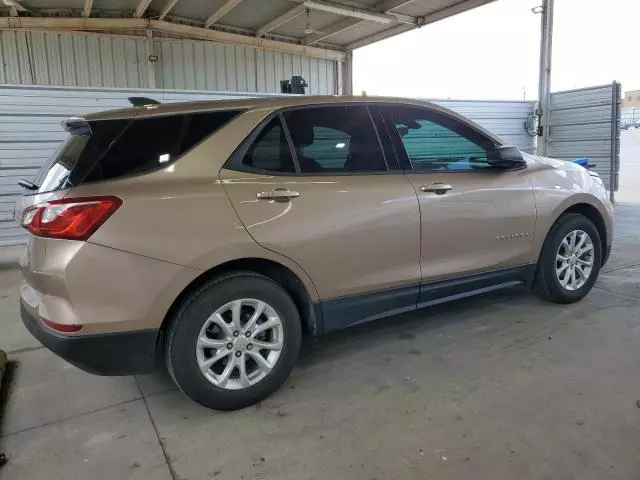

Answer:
[158,0,180,20]
[256,3,306,37]
[204,0,243,28]
[255,0,416,45]
[344,0,494,50]
[304,0,415,45]
[303,0,414,25]
[82,0,93,17]
[0,17,346,61]
[134,0,153,18]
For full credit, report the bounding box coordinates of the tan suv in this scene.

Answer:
[17,96,613,410]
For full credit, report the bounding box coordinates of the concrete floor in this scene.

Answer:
[1,134,640,480]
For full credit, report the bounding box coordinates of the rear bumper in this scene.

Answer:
[21,302,158,376]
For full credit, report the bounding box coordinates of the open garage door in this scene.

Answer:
[546,83,622,200]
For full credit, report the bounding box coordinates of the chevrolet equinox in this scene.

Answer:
[17,96,613,410]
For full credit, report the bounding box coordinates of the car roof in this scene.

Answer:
[81,95,504,145]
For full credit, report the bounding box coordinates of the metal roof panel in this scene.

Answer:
[9,0,498,50]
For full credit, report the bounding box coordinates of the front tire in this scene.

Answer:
[534,213,602,304]
[166,272,302,410]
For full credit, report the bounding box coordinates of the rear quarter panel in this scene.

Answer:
[67,108,319,312]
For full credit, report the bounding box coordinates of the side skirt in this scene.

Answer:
[315,264,535,335]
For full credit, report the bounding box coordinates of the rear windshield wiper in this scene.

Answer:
[18,179,38,191]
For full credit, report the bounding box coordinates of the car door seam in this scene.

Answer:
[217,169,322,303]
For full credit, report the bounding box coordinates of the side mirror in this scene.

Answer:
[487,146,526,169]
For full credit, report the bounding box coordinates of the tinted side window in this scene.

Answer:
[388,107,493,172]
[83,110,241,183]
[87,115,183,181]
[242,117,296,173]
[283,106,387,173]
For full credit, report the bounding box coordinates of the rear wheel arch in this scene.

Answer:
[157,258,319,354]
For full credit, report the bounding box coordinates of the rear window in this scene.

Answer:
[32,110,242,194]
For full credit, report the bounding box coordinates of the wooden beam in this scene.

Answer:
[146,29,156,88]
[204,0,243,28]
[155,19,345,60]
[158,0,180,20]
[0,17,346,61]
[134,0,153,18]
[256,3,306,37]
[0,17,150,30]
[82,0,93,17]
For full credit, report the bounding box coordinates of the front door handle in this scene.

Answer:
[420,183,452,195]
[256,189,300,201]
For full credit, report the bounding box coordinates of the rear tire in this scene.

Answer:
[534,213,602,304]
[166,272,302,410]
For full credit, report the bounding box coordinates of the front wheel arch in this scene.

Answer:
[533,212,602,303]
[538,202,608,268]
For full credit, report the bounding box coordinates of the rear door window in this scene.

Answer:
[282,106,388,173]
[31,110,242,194]
[241,117,297,173]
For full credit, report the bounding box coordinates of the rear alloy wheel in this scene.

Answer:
[534,213,602,303]
[195,299,284,390]
[166,272,301,410]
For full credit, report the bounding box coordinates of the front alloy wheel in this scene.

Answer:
[555,229,595,291]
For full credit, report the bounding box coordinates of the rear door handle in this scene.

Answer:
[256,189,300,201]
[420,183,452,195]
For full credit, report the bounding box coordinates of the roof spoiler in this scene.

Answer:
[128,97,161,107]
[61,117,91,135]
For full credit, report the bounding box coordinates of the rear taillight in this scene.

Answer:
[21,196,122,241]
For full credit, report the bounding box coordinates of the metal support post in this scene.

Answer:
[340,51,353,95]
[535,0,554,156]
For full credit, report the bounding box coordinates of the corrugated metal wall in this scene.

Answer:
[0,31,337,94]
[432,100,536,153]
[0,84,536,246]
[548,83,621,195]
[154,38,337,94]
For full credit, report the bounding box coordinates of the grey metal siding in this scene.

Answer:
[0,31,338,95]
[431,100,536,152]
[548,83,621,194]
[0,85,535,246]
[154,40,336,94]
